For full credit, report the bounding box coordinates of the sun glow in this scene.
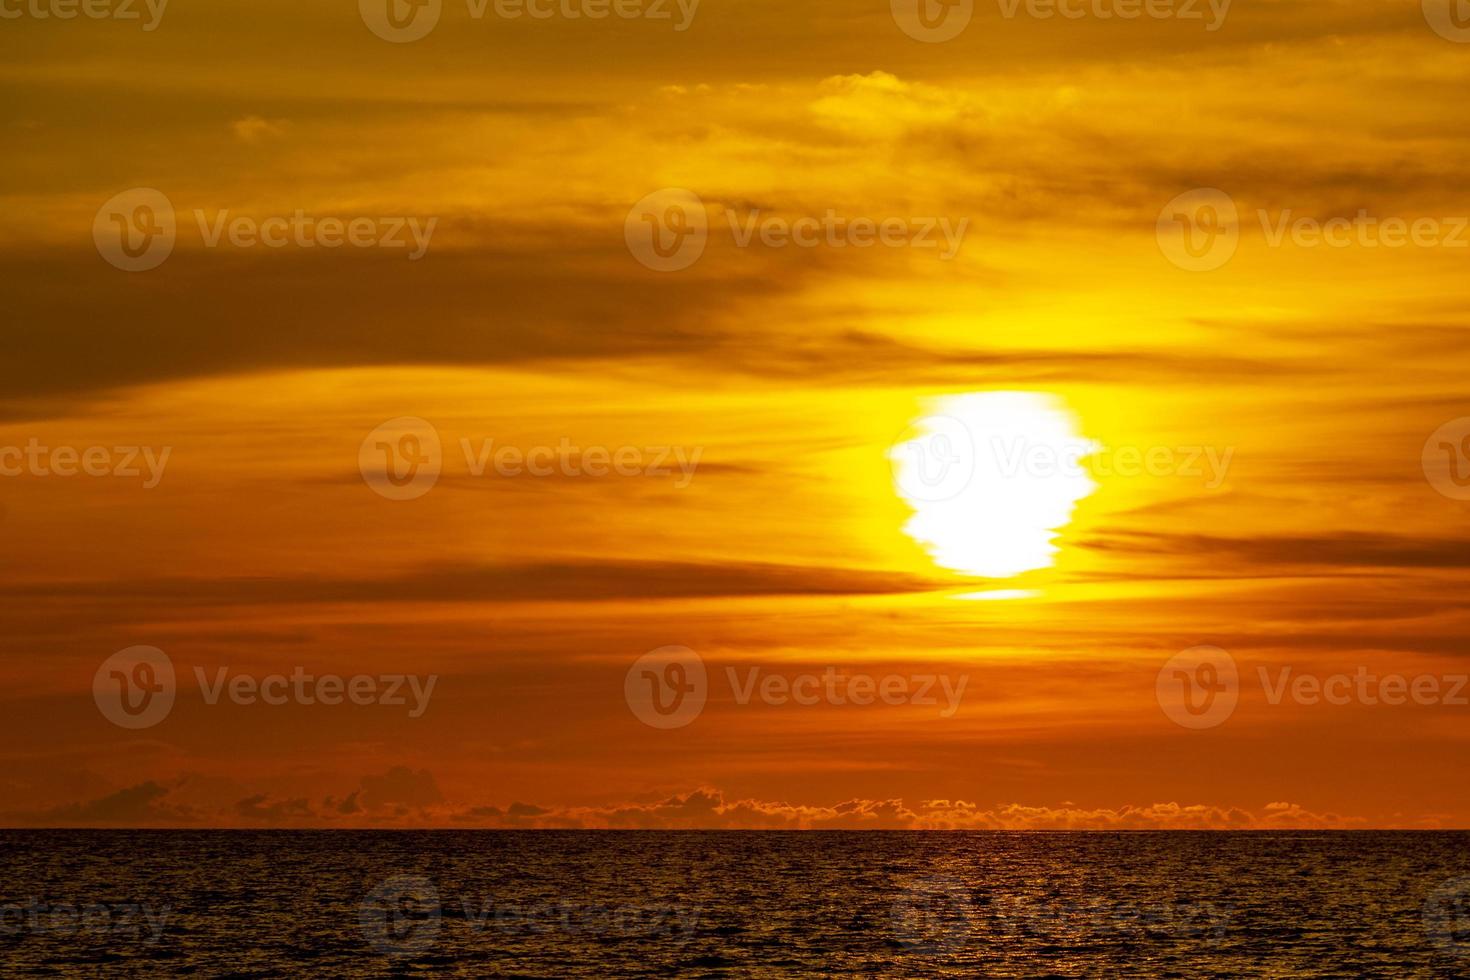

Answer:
[954,589,1040,601]
[891,392,1097,579]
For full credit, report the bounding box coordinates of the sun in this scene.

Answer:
[890,391,1097,580]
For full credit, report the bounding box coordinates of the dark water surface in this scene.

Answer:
[2,831,1468,977]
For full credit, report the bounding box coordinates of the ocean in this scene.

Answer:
[2,831,1468,977]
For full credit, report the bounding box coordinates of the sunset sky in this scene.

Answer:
[3,0,1469,829]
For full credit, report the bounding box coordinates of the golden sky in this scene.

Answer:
[3,0,1470,828]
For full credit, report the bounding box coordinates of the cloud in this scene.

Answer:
[235,794,315,820]
[0,240,1315,414]
[809,72,968,139]
[507,802,552,821]
[0,245,800,407]
[11,782,1376,829]
[7,559,944,607]
[1081,530,1470,571]
[230,115,288,143]
[6,771,443,828]
[331,791,362,815]
[445,790,1369,830]
[36,781,191,825]
[13,46,1469,415]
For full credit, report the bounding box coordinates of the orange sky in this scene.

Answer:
[3,0,1470,828]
